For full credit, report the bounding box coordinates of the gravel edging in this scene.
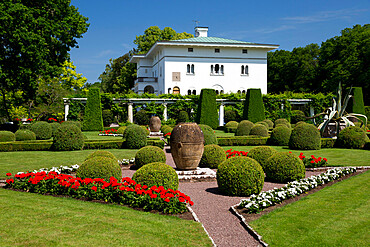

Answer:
[187,206,217,247]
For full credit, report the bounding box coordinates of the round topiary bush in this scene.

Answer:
[199,144,227,169]
[0,131,15,142]
[289,123,321,150]
[265,152,305,183]
[117,126,126,134]
[124,124,147,149]
[49,122,61,137]
[247,146,278,170]
[161,125,173,135]
[135,110,149,125]
[199,124,217,145]
[250,124,269,137]
[53,124,84,151]
[30,121,52,140]
[263,119,274,129]
[336,126,369,149]
[269,126,292,146]
[76,156,121,181]
[275,118,291,129]
[134,145,166,169]
[291,110,306,124]
[132,162,179,190]
[255,121,269,129]
[15,129,36,141]
[235,120,254,136]
[85,150,117,161]
[216,156,264,196]
[61,121,81,130]
[224,110,238,123]
[177,110,189,124]
[225,121,239,128]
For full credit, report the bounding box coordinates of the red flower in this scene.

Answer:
[164,198,170,202]
[323,158,327,162]
[6,173,11,176]
[189,201,194,206]
[91,186,97,192]
[6,178,14,184]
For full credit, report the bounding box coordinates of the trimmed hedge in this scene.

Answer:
[265,152,305,183]
[255,121,269,129]
[249,124,269,137]
[195,89,219,129]
[242,88,265,123]
[336,126,369,149]
[217,136,268,146]
[30,121,52,140]
[347,87,366,124]
[291,110,306,124]
[134,146,166,169]
[83,140,124,149]
[124,124,147,149]
[321,138,336,148]
[177,110,189,124]
[61,121,81,130]
[263,119,274,129]
[50,122,61,137]
[132,162,179,190]
[82,88,104,131]
[53,124,84,151]
[224,110,238,123]
[275,118,291,129]
[269,126,291,146]
[117,126,126,134]
[199,144,226,169]
[235,120,254,136]
[76,156,121,181]
[199,124,217,145]
[0,131,16,142]
[85,150,117,161]
[217,156,264,196]
[15,130,36,141]
[247,146,278,170]
[289,123,321,150]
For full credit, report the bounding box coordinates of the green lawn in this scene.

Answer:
[0,149,138,177]
[0,188,212,247]
[249,170,370,247]
[221,146,370,167]
[214,130,234,137]
[83,131,122,140]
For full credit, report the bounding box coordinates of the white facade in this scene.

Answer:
[130,27,279,95]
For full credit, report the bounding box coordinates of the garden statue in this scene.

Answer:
[149,116,161,133]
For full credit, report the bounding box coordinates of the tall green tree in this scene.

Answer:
[0,0,89,120]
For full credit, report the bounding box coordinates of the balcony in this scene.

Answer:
[136,77,158,83]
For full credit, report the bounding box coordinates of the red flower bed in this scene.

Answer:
[298,152,328,168]
[225,149,248,159]
[5,171,192,214]
[100,129,119,135]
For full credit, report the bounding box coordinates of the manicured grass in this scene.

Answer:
[249,170,370,247]
[214,130,234,137]
[0,149,138,177]
[0,188,212,247]
[83,131,122,140]
[221,146,370,167]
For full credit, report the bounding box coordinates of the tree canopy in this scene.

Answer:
[0,0,89,120]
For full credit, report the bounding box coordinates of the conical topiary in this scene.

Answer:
[82,88,104,131]
[195,88,218,129]
[242,88,265,123]
[347,87,366,126]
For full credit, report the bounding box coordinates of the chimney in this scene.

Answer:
[195,27,208,37]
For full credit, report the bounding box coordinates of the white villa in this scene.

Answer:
[129,27,279,95]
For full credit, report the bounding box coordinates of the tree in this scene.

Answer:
[0,0,89,120]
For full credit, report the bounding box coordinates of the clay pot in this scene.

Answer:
[170,123,204,170]
[149,116,161,132]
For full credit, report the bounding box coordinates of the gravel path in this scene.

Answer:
[123,146,323,247]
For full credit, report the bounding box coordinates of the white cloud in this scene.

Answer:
[95,49,116,58]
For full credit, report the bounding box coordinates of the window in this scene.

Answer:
[242,90,246,94]
[187,64,190,74]
[188,48,193,52]
[173,86,180,95]
[215,64,220,74]
[241,65,249,75]
[192,90,196,95]
[211,65,214,74]
[187,64,194,74]
[220,90,224,94]
[215,48,220,53]
[211,64,224,75]
[168,88,171,94]
[191,64,194,74]
[215,90,219,95]
[144,85,154,94]
[188,89,191,95]
[242,49,248,54]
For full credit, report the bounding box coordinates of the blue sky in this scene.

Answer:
[69,0,369,84]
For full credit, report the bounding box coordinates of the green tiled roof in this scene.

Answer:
[170,36,255,44]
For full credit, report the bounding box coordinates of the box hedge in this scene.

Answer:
[195,88,219,129]
[82,88,104,131]
[242,88,265,123]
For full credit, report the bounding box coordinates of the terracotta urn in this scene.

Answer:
[149,116,161,132]
[170,122,204,170]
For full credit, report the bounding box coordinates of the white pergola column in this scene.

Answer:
[163,103,168,121]
[64,103,70,121]
[219,103,224,126]
[128,103,134,123]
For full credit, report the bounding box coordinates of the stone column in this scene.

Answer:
[219,103,224,126]
[64,103,70,121]
[163,103,168,121]
[128,103,134,123]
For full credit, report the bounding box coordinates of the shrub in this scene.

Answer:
[199,144,226,169]
[177,110,189,124]
[199,124,217,145]
[76,156,121,181]
[117,126,126,134]
[161,125,173,135]
[217,136,268,146]
[289,123,321,150]
[265,152,305,183]
[224,121,238,133]
[15,130,36,141]
[263,119,274,129]
[336,126,369,149]
[50,122,61,137]
[135,110,149,125]
[235,120,254,136]
[30,121,52,140]
[0,131,15,142]
[132,162,179,190]
[242,88,265,123]
[124,124,147,149]
[61,121,81,130]
[275,118,291,128]
[85,150,117,161]
[195,89,218,129]
[269,126,292,146]
[53,124,84,151]
[102,109,114,126]
[82,88,104,131]
[134,146,166,169]
[255,121,269,129]
[347,87,366,124]
[247,146,278,170]
[224,110,238,123]
[291,110,306,124]
[216,156,264,196]
[250,124,269,137]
